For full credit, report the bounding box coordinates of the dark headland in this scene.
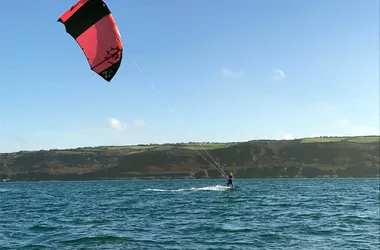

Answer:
[0,136,379,182]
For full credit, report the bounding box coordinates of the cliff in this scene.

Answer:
[0,136,379,181]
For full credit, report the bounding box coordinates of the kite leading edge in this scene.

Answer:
[58,0,123,82]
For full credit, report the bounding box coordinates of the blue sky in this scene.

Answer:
[0,0,378,152]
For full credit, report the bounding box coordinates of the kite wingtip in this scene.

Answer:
[57,18,63,23]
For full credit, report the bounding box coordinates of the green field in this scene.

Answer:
[125,146,156,150]
[28,136,379,155]
[55,150,89,155]
[105,145,156,150]
[300,136,379,144]
[179,143,236,150]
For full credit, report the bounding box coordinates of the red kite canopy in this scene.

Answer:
[58,0,123,82]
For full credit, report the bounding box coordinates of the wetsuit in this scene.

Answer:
[227,175,233,187]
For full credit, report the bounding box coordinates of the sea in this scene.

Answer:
[0,178,379,249]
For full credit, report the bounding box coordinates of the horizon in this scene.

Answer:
[0,0,379,153]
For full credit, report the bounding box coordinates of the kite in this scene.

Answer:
[58,0,123,82]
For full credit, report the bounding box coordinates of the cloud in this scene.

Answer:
[220,68,244,78]
[221,68,234,76]
[335,119,379,136]
[316,102,379,136]
[133,118,146,127]
[349,124,379,135]
[282,135,294,140]
[309,134,320,138]
[108,118,126,130]
[272,68,286,81]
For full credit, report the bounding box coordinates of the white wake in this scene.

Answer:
[143,185,235,192]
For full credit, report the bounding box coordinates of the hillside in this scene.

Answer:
[0,136,379,181]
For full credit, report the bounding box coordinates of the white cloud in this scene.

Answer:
[304,102,379,137]
[282,135,294,140]
[350,124,379,135]
[221,68,234,76]
[335,118,379,136]
[220,68,244,78]
[309,134,320,138]
[272,68,286,81]
[316,103,379,136]
[108,118,125,130]
[318,103,380,136]
[133,118,146,127]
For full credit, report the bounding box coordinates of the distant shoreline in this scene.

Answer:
[2,176,379,183]
[1,136,379,182]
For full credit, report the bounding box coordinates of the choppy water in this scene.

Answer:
[0,178,379,249]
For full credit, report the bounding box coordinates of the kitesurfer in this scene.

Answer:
[226,173,233,187]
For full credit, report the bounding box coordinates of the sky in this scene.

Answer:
[0,0,379,153]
